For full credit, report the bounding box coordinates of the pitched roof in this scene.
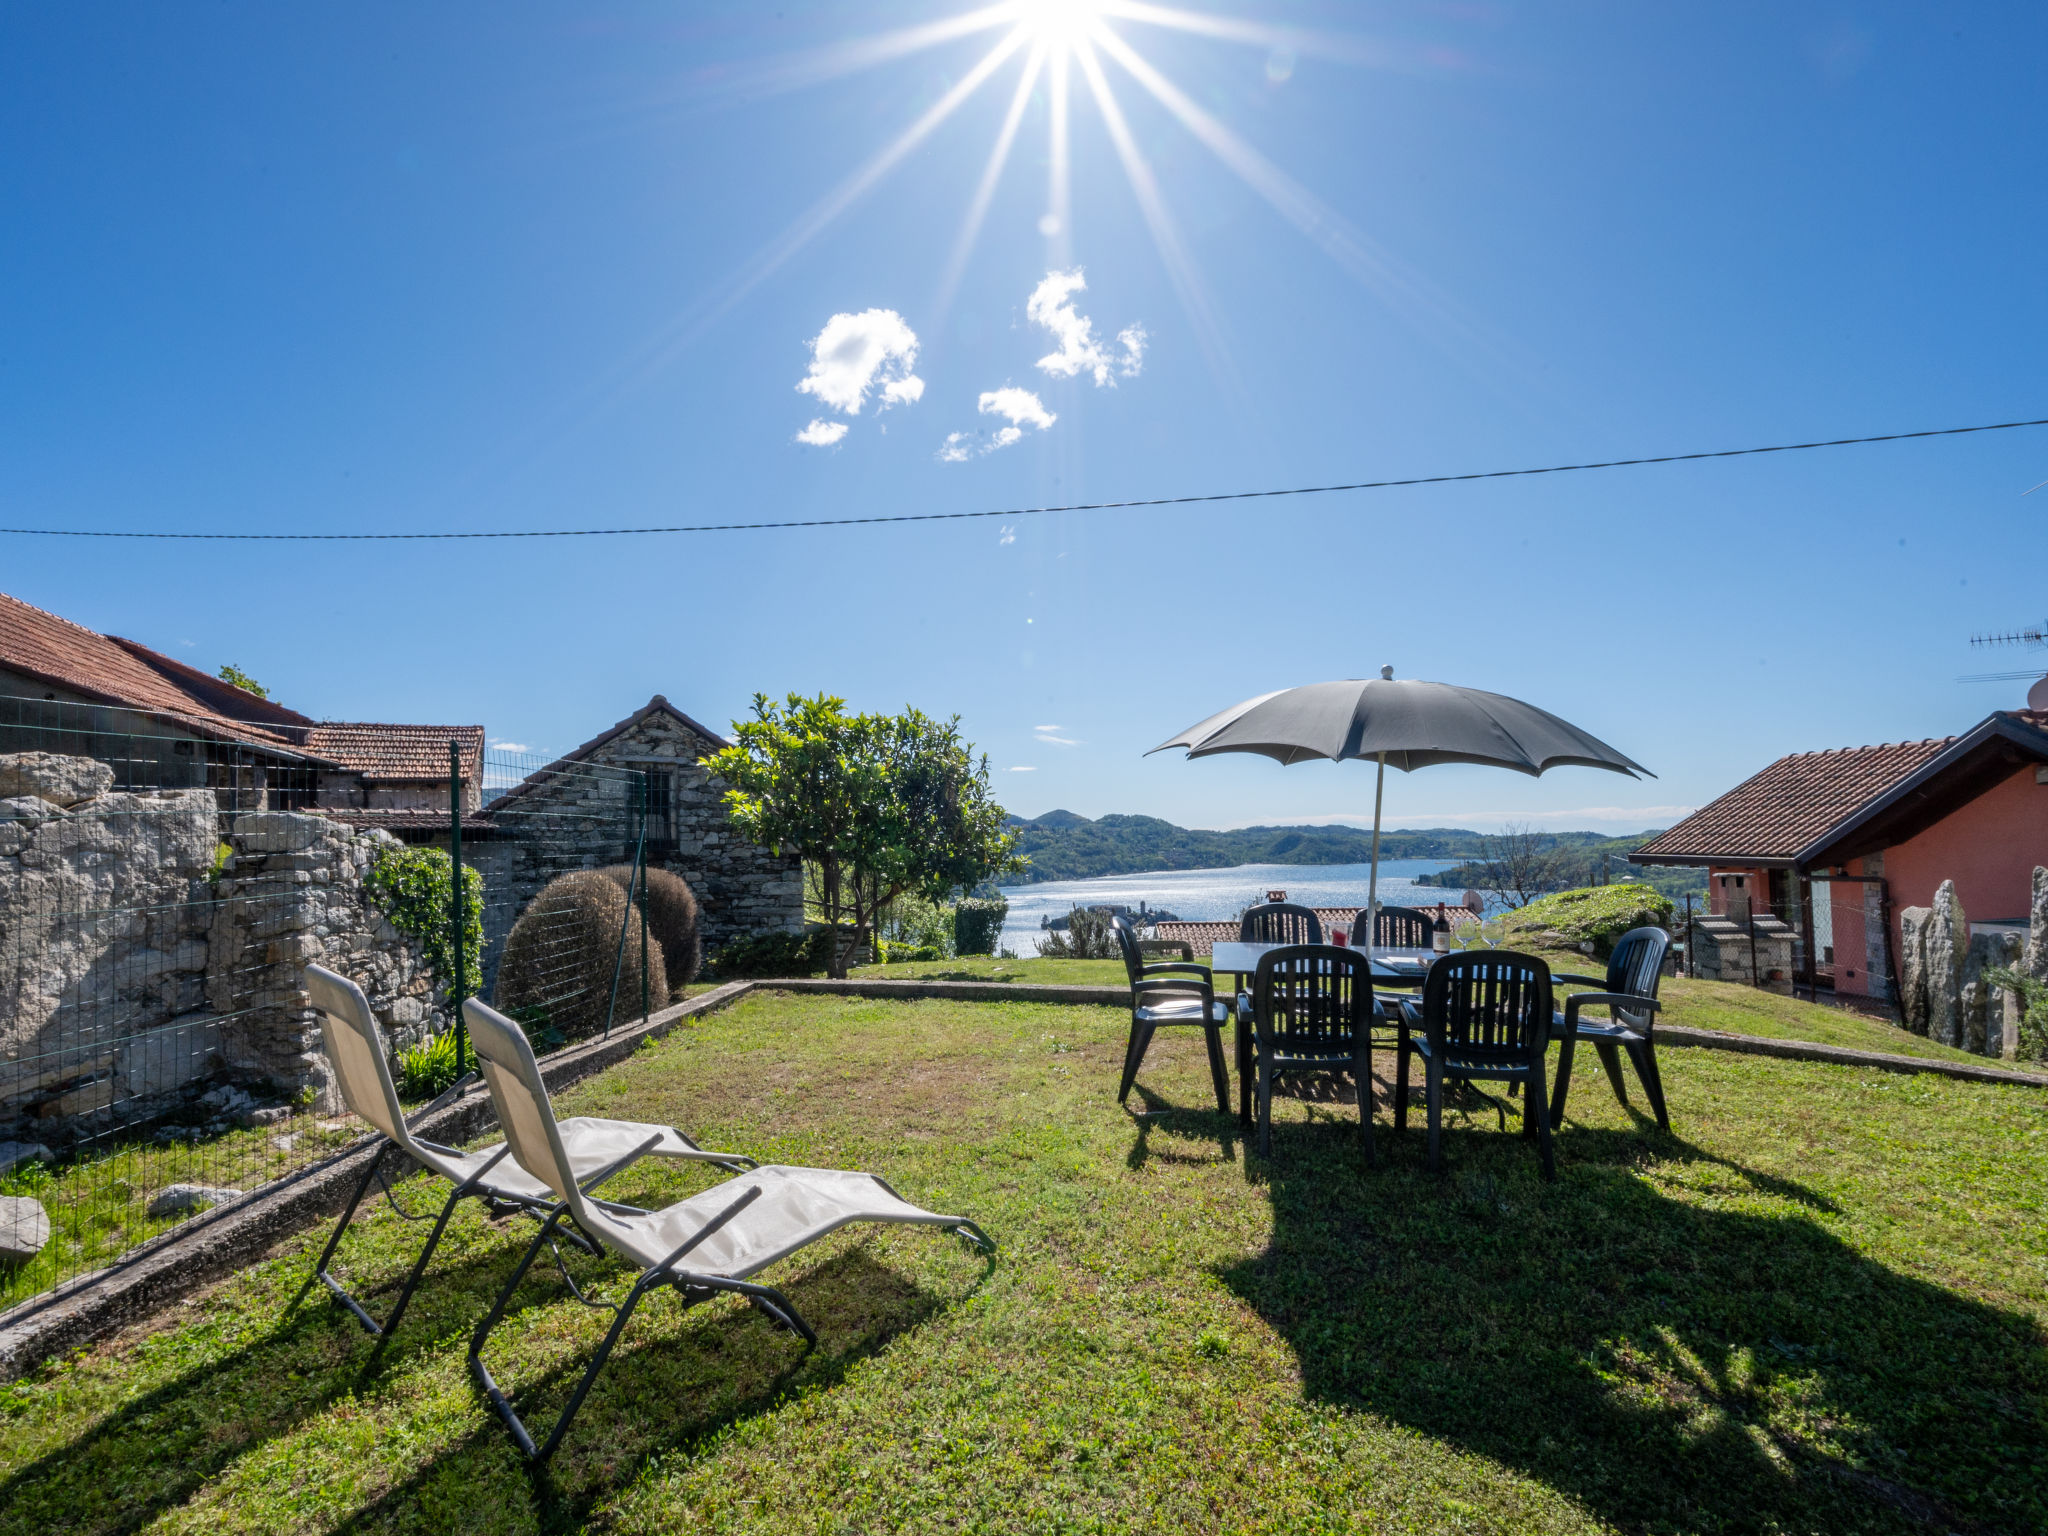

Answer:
[302,723,484,783]
[0,590,312,746]
[1633,711,2048,868]
[316,807,500,838]
[491,696,730,808]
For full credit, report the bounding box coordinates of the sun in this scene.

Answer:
[1013,0,1106,52]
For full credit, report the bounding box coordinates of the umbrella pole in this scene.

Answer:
[1366,751,1385,945]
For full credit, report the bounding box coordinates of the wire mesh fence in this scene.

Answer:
[1,708,654,1316]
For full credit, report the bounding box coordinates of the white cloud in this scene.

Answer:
[489,739,530,753]
[998,524,1016,545]
[795,418,849,446]
[1008,765,1037,772]
[796,308,923,417]
[936,388,1056,461]
[1027,269,1144,386]
[1034,725,1080,747]
[980,386,1055,431]
[1035,724,1062,731]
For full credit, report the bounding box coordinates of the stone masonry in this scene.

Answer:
[2,752,447,1142]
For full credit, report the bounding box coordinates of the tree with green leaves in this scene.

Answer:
[705,693,1021,978]
[217,663,268,699]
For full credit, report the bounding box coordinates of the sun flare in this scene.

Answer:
[1012,0,1106,51]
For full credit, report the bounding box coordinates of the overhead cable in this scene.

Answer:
[3,414,2043,543]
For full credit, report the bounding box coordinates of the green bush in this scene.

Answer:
[953,896,1008,956]
[365,846,484,1000]
[395,1030,462,1101]
[706,929,833,979]
[1037,906,1118,959]
[877,940,945,964]
[879,894,955,958]
[1502,883,1674,959]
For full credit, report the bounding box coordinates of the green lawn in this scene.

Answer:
[851,954,2000,1067]
[2,990,2042,1534]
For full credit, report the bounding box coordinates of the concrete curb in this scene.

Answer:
[0,982,756,1383]
[1656,1024,2048,1087]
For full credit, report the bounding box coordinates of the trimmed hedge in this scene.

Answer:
[601,865,702,985]
[953,896,1008,956]
[707,928,833,979]
[494,870,669,1045]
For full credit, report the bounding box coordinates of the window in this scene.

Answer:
[645,768,674,843]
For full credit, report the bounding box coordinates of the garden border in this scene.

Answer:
[0,982,756,1382]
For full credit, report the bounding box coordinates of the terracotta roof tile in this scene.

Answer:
[0,590,306,744]
[302,723,484,782]
[1149,903,1478,958]
[1632,737,1954,862]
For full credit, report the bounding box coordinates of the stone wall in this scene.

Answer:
[1,752,446,1143]
[1686,912,1795,991]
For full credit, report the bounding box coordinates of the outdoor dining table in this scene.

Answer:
[1210,942,1440,1127]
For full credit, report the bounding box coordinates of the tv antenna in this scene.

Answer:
[1963,623,2048,705]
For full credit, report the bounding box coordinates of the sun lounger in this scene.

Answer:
[292,964,755,1343]
[460,995,995,1462]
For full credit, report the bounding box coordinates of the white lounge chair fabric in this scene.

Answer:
[460,995,994,1462]
[293,964,752,1342]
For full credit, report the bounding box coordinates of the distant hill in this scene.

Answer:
[1004,811,1667,884]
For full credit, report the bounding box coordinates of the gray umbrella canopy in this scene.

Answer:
[1149,672,1651,935]
[1150,676,1652,778]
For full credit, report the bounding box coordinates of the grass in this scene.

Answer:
[0,1111,364,1314]
[1,988,2042,1534]
[850,953,2004,1068]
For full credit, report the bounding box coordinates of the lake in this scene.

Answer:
[996,859,1482,956]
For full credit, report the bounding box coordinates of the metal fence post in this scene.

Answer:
[638,773,650,1024]
[449,738,468,1077]
[602,773,648,1039]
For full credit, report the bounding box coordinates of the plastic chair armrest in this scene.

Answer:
[1563,991,1660,1029]
[1554,972,1609,989]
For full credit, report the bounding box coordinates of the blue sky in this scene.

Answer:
[2,2,2043,833]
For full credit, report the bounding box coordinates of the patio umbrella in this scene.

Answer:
[1148,667,1652,933]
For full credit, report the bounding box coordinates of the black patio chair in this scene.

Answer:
[1396,950,1558,1180]
[1368,904,1437,949]
[1550,925,1672,1130]
[1248,945,1376,1160]
[1230,902,1324,1122]
[1113,916,1231,1115]
[1240,901,1323,947]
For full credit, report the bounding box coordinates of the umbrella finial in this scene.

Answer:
[1380,664,1394,680]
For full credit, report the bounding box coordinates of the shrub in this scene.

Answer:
[879,894,955,958]
[877,940,945,964]
[1501,883,1675,959]
[395,1030,462,1101]
[706,928,833,979]
[600,865,702,984]
[365,846,484,1000]
[494,870,669,1046]
[1037,906,1118,959]
[953,896,1008,956]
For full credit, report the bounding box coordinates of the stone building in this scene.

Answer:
[0,588,482,814]
[477,697,805,978]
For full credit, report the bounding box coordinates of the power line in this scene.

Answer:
[4,413,2043,543]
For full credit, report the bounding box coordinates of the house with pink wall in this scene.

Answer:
[1630,710,2048,1006]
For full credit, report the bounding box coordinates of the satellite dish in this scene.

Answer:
[2027,676,2048,711]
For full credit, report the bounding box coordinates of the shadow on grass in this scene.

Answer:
[0,1238,521,1536]
[0,1220,986,1536]
[1216,1118,2047,1534]
[331,1243,981,1535]
[1124,1085,1238,1170]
